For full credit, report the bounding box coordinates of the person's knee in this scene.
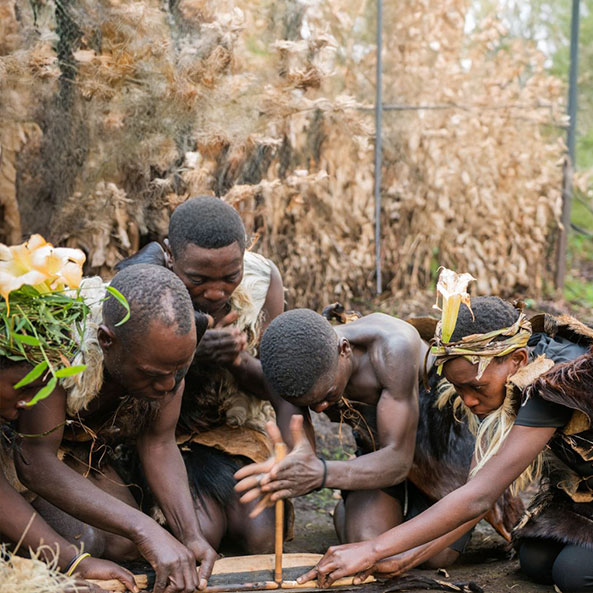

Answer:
[76,524,106,557]
[419,548,459,570]
[333,500,346,543]
[241,523,276,554]
[105,536,140,563]
[519,539,560,585]
[343,490,403,543]
[552,546,593,593]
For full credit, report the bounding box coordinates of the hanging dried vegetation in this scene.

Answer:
[0,0,566,308]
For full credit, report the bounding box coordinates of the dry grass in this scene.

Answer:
[0,546,77,593]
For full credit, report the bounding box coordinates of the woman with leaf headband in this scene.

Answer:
[0,235,137,590]
[300,269,593,593]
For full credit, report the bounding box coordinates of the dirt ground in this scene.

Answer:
[283,413,554,593]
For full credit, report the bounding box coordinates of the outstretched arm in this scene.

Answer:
[298,424,555,585]
[137,382,217,589]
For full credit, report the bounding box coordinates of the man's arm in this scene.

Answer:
[298,424,556,586]
[0,471,138,588]
[323,383,418,491]
[15,387,202,593]
[137,382,217,589]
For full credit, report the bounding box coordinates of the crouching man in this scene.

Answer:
[118,196,285,553]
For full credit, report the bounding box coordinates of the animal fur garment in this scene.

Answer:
[178,251,275,437]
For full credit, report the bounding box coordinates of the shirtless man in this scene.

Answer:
[236,310,419,530]
[15,264,216,593]
[235,308,478,567]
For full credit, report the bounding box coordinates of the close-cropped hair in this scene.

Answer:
[103,264,195,344]
[450,296,520,342]
[168,196,246,258]
[260,309,338,399]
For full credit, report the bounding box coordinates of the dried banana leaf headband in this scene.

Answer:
[430,268,531,379]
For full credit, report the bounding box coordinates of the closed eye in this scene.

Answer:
[188,277,205,285]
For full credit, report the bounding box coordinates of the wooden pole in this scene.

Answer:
[274,441,288,583]
[555,0,581,291]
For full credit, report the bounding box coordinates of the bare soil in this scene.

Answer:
[284,414,554,593]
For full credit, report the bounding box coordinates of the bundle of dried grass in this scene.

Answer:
[0,546,78,593]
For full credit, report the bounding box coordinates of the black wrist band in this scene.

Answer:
[314,456,328,491]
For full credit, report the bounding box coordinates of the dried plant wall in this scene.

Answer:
[0,0,566,309]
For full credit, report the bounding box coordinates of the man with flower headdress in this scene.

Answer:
[2,236,218,593]
[300,269,593,593]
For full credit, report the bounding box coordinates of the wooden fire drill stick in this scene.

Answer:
[274,441,288,584]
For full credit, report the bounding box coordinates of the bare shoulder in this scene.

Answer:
[361,313,422,351]
[354,314,423,394]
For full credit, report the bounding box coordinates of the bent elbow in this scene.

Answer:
[384,456,413,488]
[14,451,51,491]
[15,457,37,489]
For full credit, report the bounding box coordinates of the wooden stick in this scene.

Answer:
[87,574,147,591]
[274,441,288,583]
[88,577,280,593]
[204,581,280,592]
[281,576,375,588]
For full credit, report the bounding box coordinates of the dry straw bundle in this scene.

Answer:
[0,0,566,308]
[0,546,78,593]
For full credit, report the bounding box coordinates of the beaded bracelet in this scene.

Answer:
[314,456,328,491]
[66,552,91,577]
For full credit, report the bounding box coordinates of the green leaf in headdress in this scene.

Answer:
[105,286,130,327]
[26,376,57,406]
[11,332,41,346]
[13,361,48,389]
[54,364,87,378]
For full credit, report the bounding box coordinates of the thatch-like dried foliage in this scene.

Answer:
[0,0,567,308]
[0,546,77,593]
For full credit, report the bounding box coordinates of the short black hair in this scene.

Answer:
[104,264,195,344]
[260,309,338,399]
[168,196,246,258]
[450,296,520,342]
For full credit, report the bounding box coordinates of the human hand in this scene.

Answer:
[234,416,323,515]
[193,315,247,365]
[134,523,199,593]
[347,553,410,584]
[296,541,378,588]
[74,556,139,592]
[185,537,219,590]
